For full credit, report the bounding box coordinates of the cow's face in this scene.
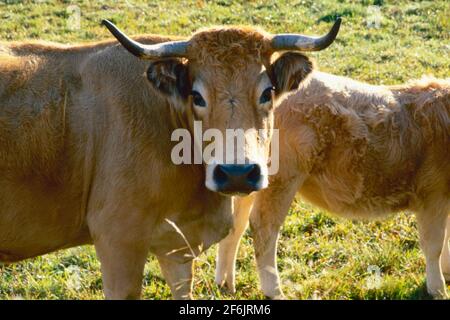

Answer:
[146,50,314,195]
[102,20,340,195]
[189,59,276,195]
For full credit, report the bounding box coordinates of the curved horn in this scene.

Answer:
[101,19,188,59]
[271,18,341,52]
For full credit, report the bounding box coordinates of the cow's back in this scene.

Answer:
[0,38,158,175]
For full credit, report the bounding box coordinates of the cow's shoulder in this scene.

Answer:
[78,38,170,128]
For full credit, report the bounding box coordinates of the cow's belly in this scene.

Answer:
[299,177,411,220]
[0,178,90,262]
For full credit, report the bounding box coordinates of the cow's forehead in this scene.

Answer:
[190,61,269,94]
[187,26,272,65]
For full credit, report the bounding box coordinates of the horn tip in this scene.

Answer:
[333,17,342,30]
[331,17,342,36]
[319,17,342,51]
[100,19,144,58]
[101,19,111,27]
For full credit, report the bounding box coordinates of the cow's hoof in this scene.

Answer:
[264,292,286,300]
[262,283,285,300]
[432,292,448,300]
[215,280,236,295]
[219,285,236,295]
[270,294,286,300]
[173,293,193,300]
[428,288,448,300]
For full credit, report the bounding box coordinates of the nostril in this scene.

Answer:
[246,164,261,185]
[213,165,228,185]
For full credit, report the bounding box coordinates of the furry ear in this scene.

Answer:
[146,59,190,99]
[271,52,314,95]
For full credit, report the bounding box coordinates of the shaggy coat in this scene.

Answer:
[216,71,450,299]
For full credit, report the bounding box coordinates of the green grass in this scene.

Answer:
[0,0,449,299]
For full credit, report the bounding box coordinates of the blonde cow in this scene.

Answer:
[216,68,450,299]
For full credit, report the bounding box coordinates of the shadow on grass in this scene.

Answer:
[398,281,450,300]
[402,283,433,300]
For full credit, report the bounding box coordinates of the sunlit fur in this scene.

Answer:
[217,71,450,299]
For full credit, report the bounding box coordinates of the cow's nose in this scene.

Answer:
[213,164,262,194]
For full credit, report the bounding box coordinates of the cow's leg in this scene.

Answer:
[94,237,149,300]
[88,208,152,300]
[250,180,300,299]
[215,194,255,293]
[441,216,450,282]
[416,206,448,299]
[157,256,194,300]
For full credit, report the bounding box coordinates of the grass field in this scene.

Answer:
[0,0,449,299]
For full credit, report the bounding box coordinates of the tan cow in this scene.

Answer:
[0,20,340,299]
[216,69,450,299]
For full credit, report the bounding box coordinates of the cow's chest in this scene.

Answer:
[133,163,232,261]
[146,193,233,263]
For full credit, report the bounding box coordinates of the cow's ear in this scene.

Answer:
[146,59,190,100]
[271,52,314,95]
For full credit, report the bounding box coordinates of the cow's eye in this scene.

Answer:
[191,90,206,107]
[259,87,274,104]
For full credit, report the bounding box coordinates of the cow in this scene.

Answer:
[0,19,341,299]
[216,69,450,299]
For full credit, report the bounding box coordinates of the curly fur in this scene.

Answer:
[275,72,450,218]
[188,26,272,68]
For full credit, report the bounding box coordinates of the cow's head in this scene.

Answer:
[103,19,341,195]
